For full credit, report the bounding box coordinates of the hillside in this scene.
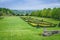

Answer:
[0,8,13,16]
[12,10,34,15]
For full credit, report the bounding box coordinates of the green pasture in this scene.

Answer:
[0,16,60,40]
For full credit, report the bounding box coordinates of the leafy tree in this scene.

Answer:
[31,7,60,20]
[58,22,60,27]
[46,8,51,18]
[25,13,29,16]
[0,8,14,16]
[31,11,36,16]
[41,8,47,17]
[16,14,20,16]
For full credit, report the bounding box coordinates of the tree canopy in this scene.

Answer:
[30,8,60,20]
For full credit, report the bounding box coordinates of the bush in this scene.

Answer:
[0,16,4,19]
[58,22,60,27]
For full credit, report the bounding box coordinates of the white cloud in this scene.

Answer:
[10,3,60,10]
[0,0,60,10]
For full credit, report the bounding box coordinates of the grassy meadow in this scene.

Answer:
[0,16,60,40]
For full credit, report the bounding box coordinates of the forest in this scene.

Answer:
[0,8,60,20]
[30,8,60,20]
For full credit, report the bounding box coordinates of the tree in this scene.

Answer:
[51,8,60,20]
[30,11,36,16]
[58,22,60,27]
[0,8,14,16]
[25,13,29,16]
[41,8,47,17]
[30,7,60,20]
[16,14,20,16]
[46,8,51,18]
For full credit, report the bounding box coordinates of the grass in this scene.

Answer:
[0,16,60,40]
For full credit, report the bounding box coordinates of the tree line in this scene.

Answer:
[30,8,60,20]
[0,8,14,16]
[0,8,60,20]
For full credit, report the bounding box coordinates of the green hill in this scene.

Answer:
[0,8,13,16]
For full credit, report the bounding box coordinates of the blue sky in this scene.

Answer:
[0,0,60,10]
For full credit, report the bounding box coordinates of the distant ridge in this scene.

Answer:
[12,10,35,14]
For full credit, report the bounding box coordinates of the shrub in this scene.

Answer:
[58,22,60,27]
[0,16,4,19]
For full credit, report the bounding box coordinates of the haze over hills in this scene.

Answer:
[13,10,35,14]
[0,8,36,16]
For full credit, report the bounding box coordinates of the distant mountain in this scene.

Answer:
[13,10,35,15]
[0,8,37,16]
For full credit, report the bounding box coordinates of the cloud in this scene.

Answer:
[9,3,60,10]
[0,0,60,10]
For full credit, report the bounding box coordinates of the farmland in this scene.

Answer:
[0,16,60,40]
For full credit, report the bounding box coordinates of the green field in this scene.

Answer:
[0,16,60,40]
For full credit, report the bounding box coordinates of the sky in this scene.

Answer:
[0,0,60,10]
